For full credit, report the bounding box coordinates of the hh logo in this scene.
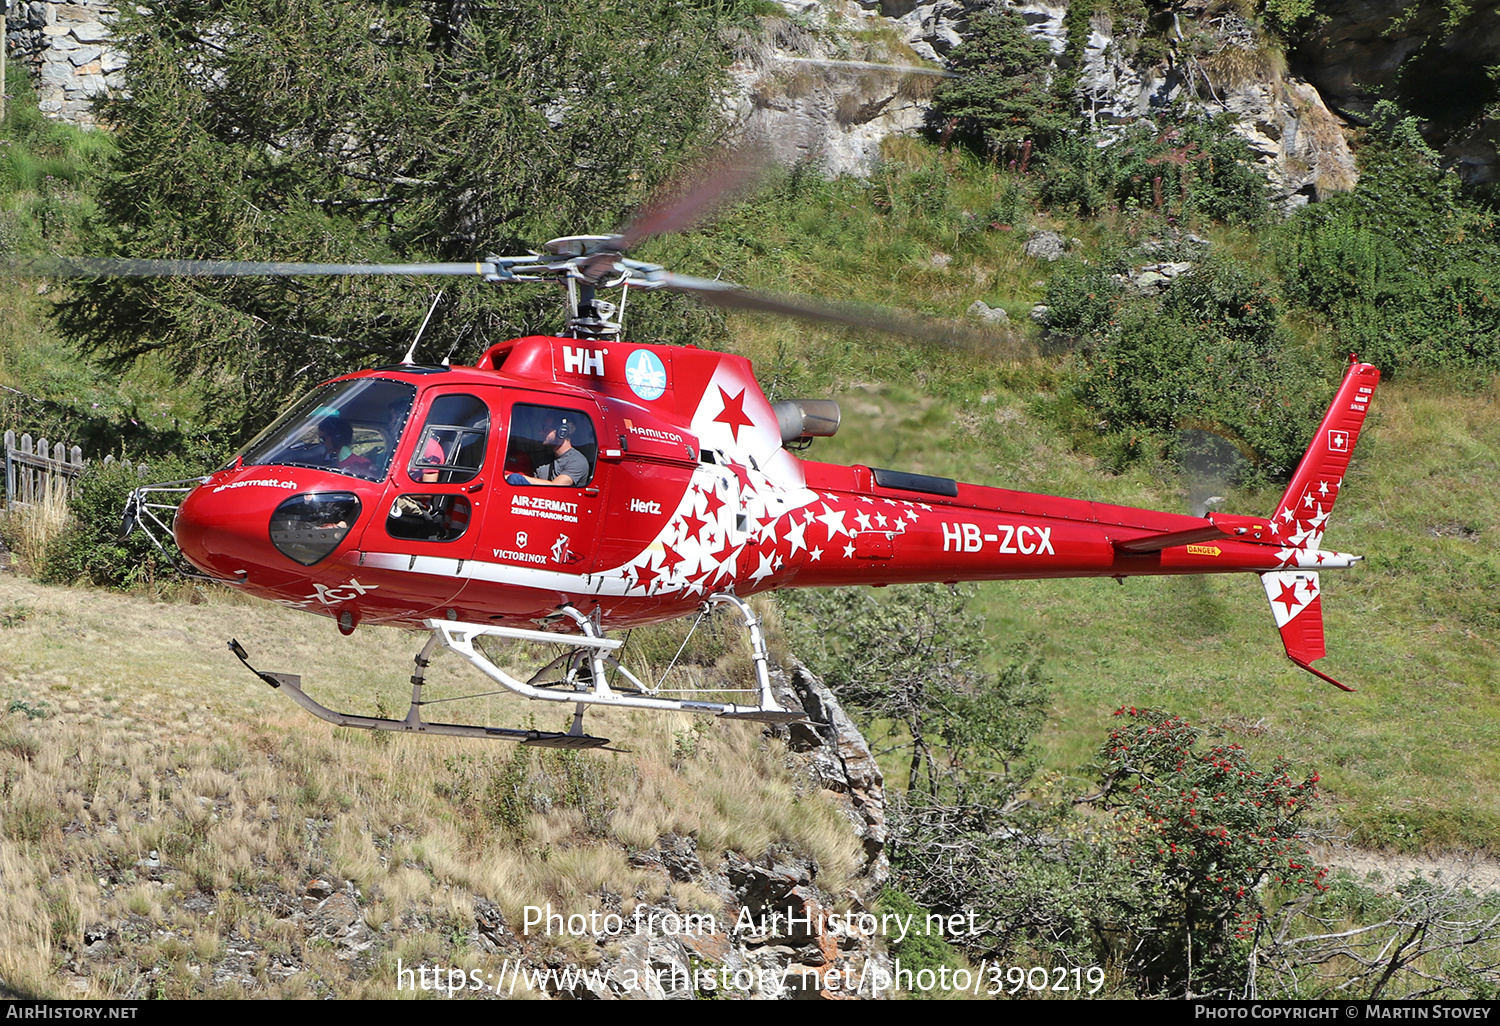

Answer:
[562,346,605,376]
[1327,430,1349,452]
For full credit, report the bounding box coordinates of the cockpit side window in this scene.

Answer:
[408,393,489,485]
[238,379,416,482]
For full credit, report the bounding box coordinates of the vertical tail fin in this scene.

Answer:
[1268,359,1380,551]
[1261,359,1379,690]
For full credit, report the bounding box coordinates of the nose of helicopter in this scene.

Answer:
[174,476,366,581]
[173,477,270,579]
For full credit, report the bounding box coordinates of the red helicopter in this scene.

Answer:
[83,210,1375,750]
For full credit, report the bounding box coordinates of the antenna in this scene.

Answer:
[401,290,445,365]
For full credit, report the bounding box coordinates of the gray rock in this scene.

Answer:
[303,877,335,899]
[70,22,111,43]
[1030,304,1050,324]
[966,299,1010,325]
[1024,229,1067,262]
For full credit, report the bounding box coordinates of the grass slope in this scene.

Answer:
[0,575,864,997]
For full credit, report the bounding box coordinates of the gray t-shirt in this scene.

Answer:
[536,447,589,486]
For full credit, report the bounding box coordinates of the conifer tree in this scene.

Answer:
[59,0,736,431]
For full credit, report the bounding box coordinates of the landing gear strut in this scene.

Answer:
[228,590,803,749]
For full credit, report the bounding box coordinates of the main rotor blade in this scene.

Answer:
[10,257,499,278]
[655,272,1013,351]
[613,143,771,253]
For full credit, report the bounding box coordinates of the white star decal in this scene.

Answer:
[817,505,849,539]
[1281,508,1295,523]
[854,511,872,531]
[843,543,857,558]
[809,546,823,561]
[1318,480,1329,496]
[874,512,888,528]
[785,517,807,555]
[751,549,776,581]
[1303,493,1315,508]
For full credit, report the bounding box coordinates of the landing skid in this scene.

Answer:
[228,592,804,749]
[430,593,803,723]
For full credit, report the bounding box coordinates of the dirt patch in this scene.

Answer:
[1317,845,1500,894]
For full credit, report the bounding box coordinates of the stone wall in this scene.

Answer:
[6,1,123,127]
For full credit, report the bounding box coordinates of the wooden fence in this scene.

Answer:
[3,430,149,509]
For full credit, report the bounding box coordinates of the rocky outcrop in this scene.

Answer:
[1289,0,1500,185]
[6,2,123,127]
[874,0,1356,208]
[1079,15,1358,207]
[775,658,888,878]
[730,2,936,176]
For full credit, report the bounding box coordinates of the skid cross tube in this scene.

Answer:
[424,593,803,723]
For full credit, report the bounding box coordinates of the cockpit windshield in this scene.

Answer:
[236,379,418,482]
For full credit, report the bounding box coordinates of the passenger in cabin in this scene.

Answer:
[506,417,589,487]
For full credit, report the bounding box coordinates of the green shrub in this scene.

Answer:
[1278,102,1500,374]
[1042,119,1269,226]
[40,455,206,589]
[1095,708,1327,997]
[1054,255,1327,482]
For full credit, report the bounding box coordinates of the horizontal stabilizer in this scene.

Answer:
[1113,513,1276,554]
[1114,523,1227,554]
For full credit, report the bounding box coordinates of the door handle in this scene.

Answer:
[465,478,485,494]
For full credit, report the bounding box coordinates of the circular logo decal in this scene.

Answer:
[625,349,667,401]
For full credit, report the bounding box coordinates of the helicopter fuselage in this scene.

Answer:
[173,335,1370,648]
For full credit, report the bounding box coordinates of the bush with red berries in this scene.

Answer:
[1095,707,1327,996]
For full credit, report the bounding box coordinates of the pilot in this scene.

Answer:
[318,417,375,476]
[507,418,589,487]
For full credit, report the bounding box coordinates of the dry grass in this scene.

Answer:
[2,482,71,576]
[0,573,864,997]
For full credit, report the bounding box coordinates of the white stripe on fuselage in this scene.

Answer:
[361,550,636,596]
